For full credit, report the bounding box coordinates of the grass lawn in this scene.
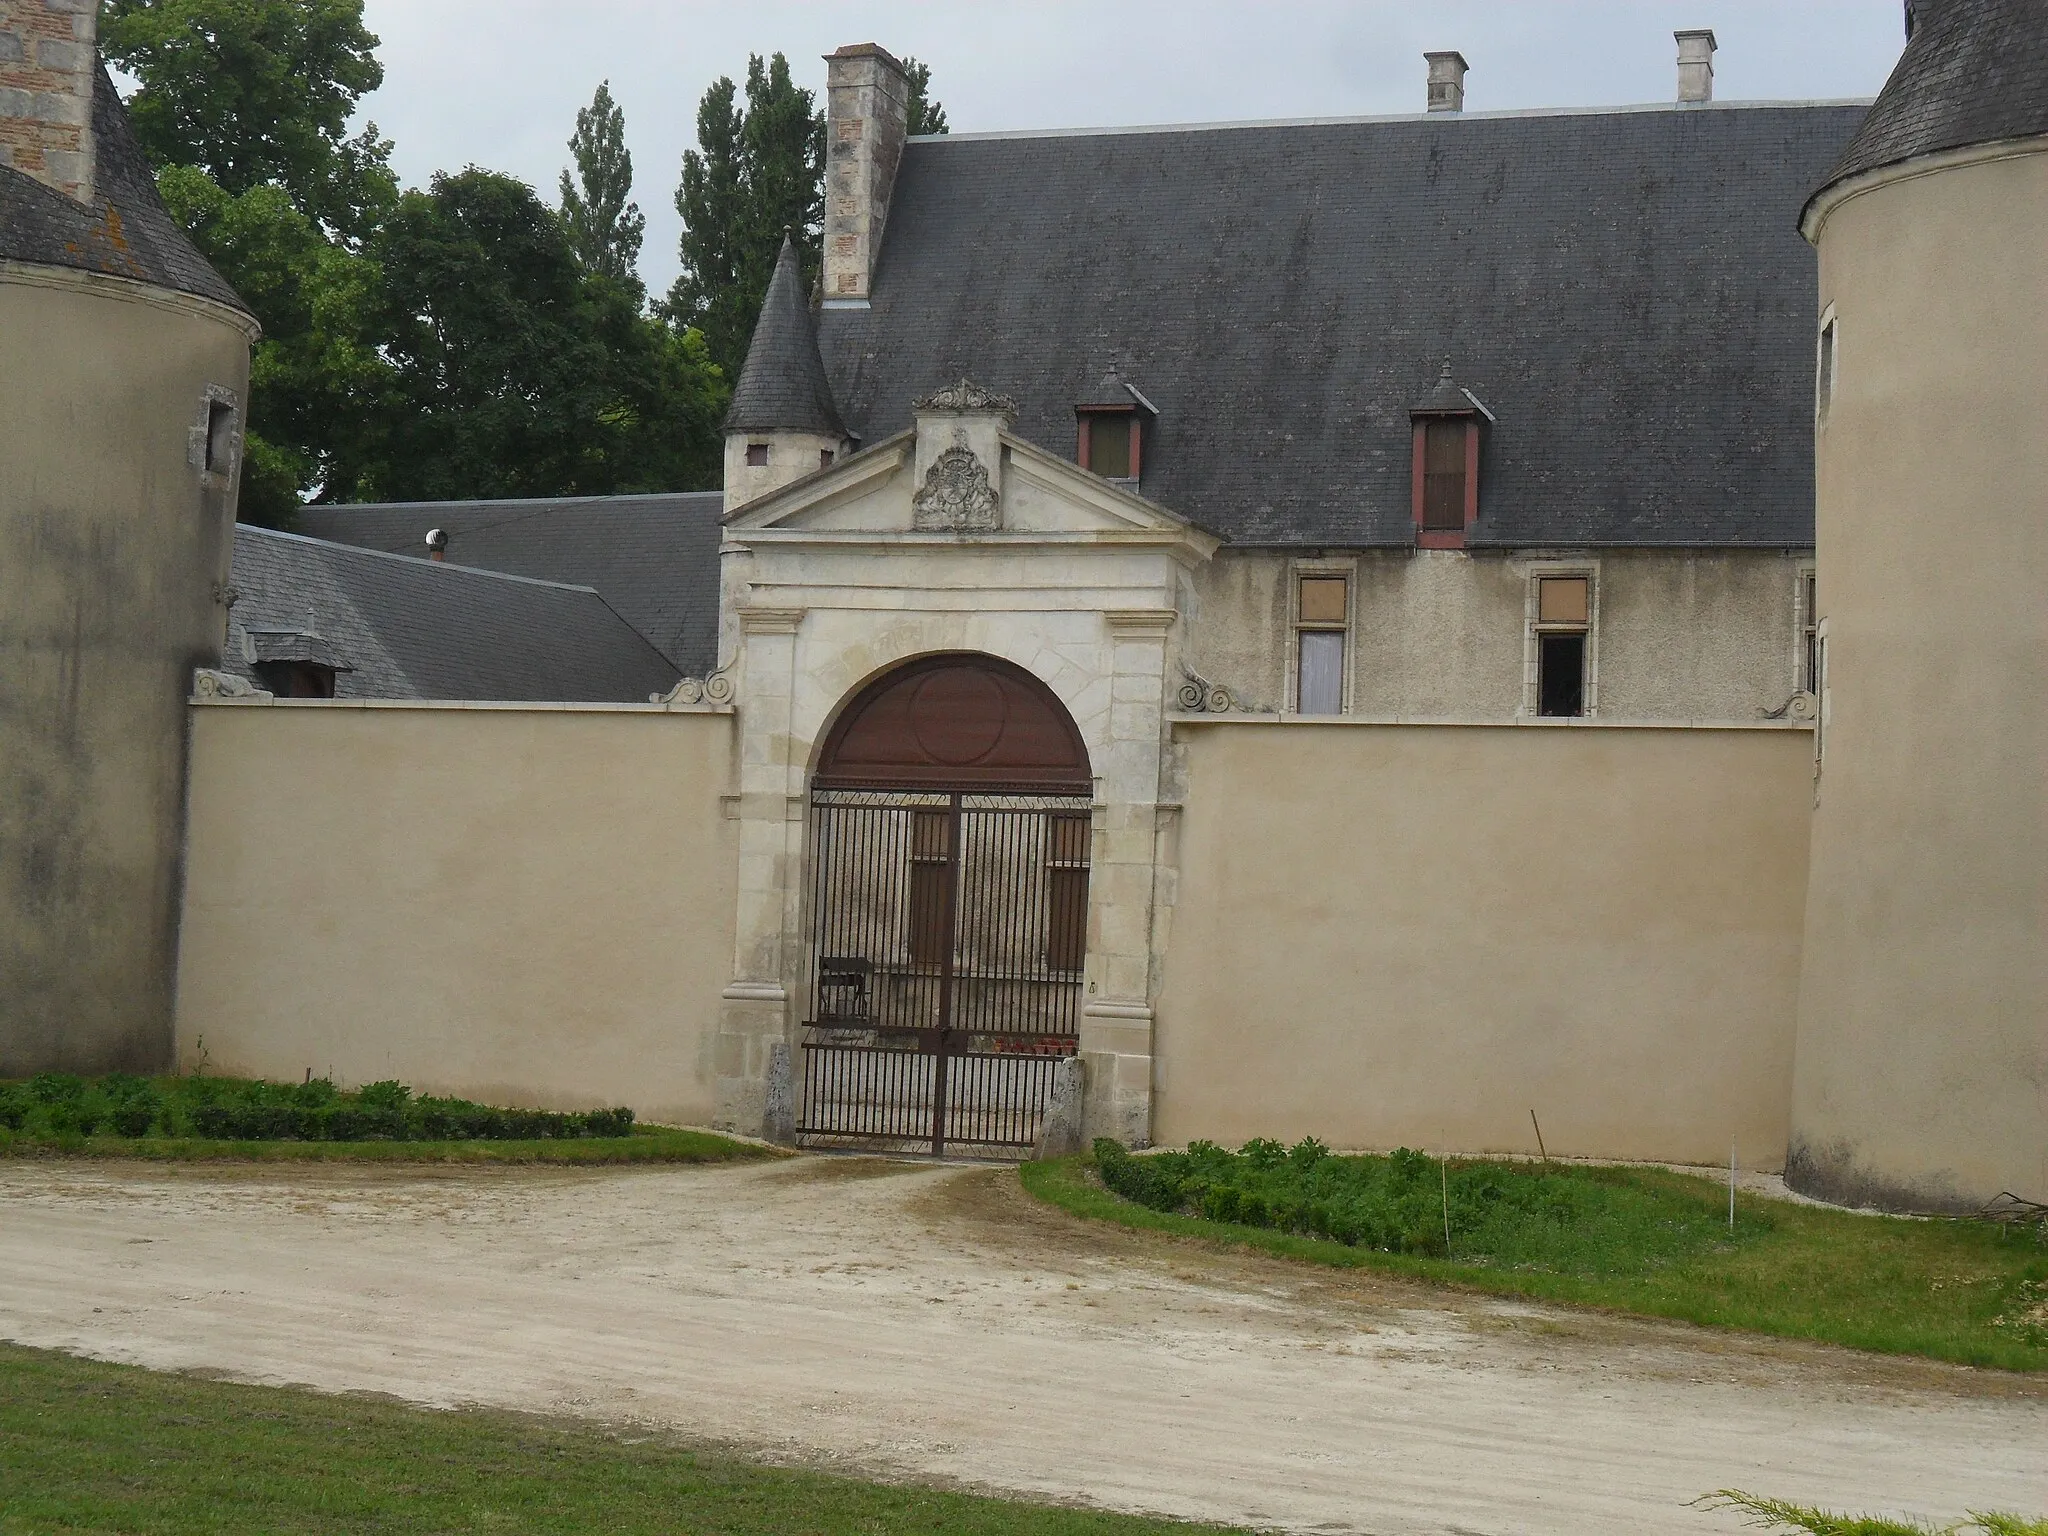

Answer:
[0,1344,1238,1536]
[1021,1148,2048,1373]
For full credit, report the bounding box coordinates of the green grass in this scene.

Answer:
[0,1343,1239,1535]
[1022,1148,2048,1372]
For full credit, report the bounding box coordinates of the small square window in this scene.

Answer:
[1298,576,1348,625]
[746,442,769,468]
[1538,576,1589,626]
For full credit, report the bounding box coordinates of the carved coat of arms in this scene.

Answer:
[912,446,1001,531]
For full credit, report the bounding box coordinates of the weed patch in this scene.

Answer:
[1023,1146,2048,1371]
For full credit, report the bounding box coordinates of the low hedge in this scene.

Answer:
[0,1073,633,1144]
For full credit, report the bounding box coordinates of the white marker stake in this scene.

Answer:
[1729,1138,1737,1230]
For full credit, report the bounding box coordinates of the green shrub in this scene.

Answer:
[0,1074,635,1145]
[1093,1136,1770,1275]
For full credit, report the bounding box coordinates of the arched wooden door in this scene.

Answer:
[797,655,1093,1156]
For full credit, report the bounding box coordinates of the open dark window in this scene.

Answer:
[203,398,238,475]
[1533,575,1591,718]
[253,660,337,699]
[745,442,769,467]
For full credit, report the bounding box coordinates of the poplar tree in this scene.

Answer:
[558,80,646,294]
[903,56,949,136]
[667,53,822,381]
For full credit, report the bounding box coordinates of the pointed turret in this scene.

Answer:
[723,235,848,512]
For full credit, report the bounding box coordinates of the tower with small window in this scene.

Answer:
[722,235,852,513]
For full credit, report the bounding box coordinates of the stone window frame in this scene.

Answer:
[187,383,243,487]
[1815,303,1838,428]
[1518,557,1602,721]
[1794,558,1820,696]
[1285,555,1358,717]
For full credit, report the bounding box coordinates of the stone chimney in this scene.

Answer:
[1675,29,1717,103]
[1424,52,1468,114]
[0,0,96,203]
[821,42,909,308]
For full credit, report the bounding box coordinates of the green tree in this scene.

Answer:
[902,56,948,136]
[558,80,645,295]
[100,0,396,241]
[667,52,822,380]
[331,170,724,503]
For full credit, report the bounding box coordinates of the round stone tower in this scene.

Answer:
[0,13,257,1075]
[1788,0,2047,1209]
[721,235,850,513]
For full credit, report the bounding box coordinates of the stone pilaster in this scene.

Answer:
[713,605,806,1135]
[1079,609,1175,1147]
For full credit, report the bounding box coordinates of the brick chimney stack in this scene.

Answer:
[1675,29,1717,103]
[821,42,909,308]
[1424,52,1469,114]
[0,0,96,203]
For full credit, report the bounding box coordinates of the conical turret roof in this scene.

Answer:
[723,235,845,438]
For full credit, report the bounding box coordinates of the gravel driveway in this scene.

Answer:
[1,1156,2042,1535]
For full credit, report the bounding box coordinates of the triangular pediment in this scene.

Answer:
[724,430,1217,560]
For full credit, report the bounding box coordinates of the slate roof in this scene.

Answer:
[817,101,1869,548]
[292,493,723,674]
[0,66,249,316]
[226,525,681,702]
[1812,0,2048,208]
[725,234,845,437]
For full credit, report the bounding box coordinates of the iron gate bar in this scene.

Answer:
[797,787,1090,1155]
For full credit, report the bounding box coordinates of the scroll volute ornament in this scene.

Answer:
[815,654,1092,793]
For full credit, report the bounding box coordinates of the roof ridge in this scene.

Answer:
[318,491,723,514]
[238,524,604,595]
[914,97,1879,145]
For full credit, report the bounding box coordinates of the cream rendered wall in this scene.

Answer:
[1,266,253,1077]
[1790,146,2048,1211]
[1183,547,1809,720]
[176,703,736,1125]
[1154,721,1813,1164]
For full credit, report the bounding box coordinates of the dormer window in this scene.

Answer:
[1075,371,1157,485]
[1079,410,1137,480]
[1409,360,1489,549]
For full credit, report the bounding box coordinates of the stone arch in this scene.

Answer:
[813,652,1093,794]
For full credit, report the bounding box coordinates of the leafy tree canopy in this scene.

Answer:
[668,52,822,380]
[101,0,396,241]
[558,80,646,295]
[332,169,722,504]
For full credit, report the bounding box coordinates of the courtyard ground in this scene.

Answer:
[0,1156,2042,1536]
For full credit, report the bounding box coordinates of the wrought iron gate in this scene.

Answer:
[796,788,1090,1155]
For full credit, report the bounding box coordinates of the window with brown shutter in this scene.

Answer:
[1423,420,1467,531]
[906,809,953,967]
[1080,412,1134,479]
[1043,813,1089,973]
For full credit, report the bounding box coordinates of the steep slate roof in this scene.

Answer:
[226,525,681,702]
[0,66,249,315]
[293,493,723,673]
[818,101,1869,548]
[1812,0,2048,204]
[725,234,846,437]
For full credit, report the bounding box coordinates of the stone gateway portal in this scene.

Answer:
[797,656,1093,1155]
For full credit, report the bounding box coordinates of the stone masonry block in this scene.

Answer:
[0,31,24,63]
[33,35,83,69]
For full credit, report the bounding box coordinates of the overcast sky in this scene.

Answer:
[355,1,1908,301]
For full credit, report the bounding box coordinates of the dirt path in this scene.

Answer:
[1,1157,2042,1535]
